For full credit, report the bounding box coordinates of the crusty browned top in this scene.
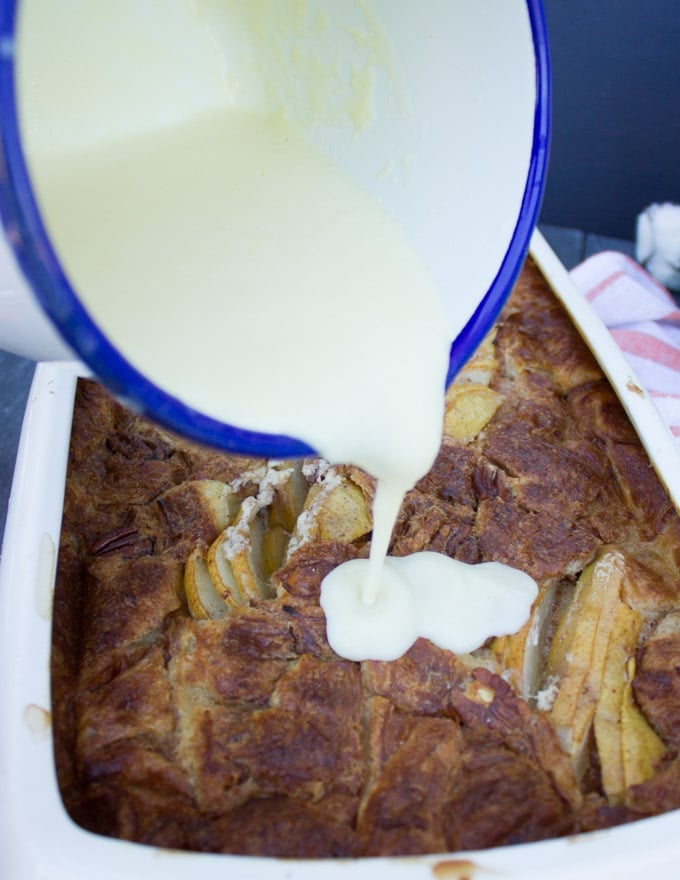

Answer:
[51,258,680,857]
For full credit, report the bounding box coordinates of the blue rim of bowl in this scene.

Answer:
[0,0,550,458]
[445,0,551,386]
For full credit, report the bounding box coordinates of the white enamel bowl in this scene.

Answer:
[0,0,549,456]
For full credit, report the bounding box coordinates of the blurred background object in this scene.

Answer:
[539,0,680,241]
[635,203,680,294]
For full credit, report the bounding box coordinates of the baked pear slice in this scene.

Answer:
[222,495,269,601]
[443,383,504,444]
[259,460,310,574]
[454,328,498,386]
[544,548,629,782]
[267,460,310,533]
[490,583,555,702]
[184,544,234,620]
[200,461,313,605]
[208,495,270,603]
[261,525,290,580]
[594,608,666,803]
[544,546,667,792]
[157,479,238,538]
[207,523,246,605]
[619,657,666,793]
[287,466,372,557]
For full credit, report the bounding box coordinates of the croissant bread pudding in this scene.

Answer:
[51,258,680,858]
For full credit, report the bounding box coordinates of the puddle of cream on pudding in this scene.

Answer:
[17,0,537,661]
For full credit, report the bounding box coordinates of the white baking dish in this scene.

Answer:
[2,232,680,879]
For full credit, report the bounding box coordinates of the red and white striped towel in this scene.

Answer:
[570,251,680,443]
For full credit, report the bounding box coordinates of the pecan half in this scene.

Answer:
[89,527,155,559]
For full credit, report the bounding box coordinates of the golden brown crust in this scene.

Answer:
[51,257,680,857]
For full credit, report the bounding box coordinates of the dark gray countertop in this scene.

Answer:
[0,226,637,548]
[1,350,36,546]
